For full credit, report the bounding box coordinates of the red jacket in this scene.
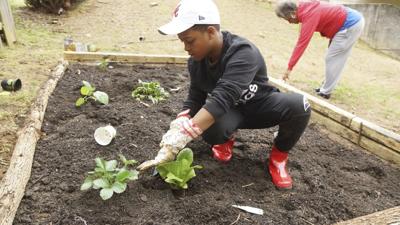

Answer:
[288,0,347,70]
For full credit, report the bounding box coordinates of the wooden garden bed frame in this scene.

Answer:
[0,51,398,225]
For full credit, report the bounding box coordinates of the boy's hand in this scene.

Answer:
[282,69,292,82]
[137,116,202,171]
[136,146,176,171]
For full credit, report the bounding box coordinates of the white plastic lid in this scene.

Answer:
[94,126,116,146]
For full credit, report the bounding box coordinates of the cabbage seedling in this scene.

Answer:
[80,154,139,200]
[97,58,110,71]
[132,79,169,104]
[156,148,202,189]
[76,80,109,107]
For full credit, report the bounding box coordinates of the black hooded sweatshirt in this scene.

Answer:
[183,31,277,119]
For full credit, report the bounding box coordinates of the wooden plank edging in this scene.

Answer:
[64,51,188,64]
[334,206,400,225]
[0,61,68,225]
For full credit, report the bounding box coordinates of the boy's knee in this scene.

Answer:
[202,121,235,145]
[287,94,312,117]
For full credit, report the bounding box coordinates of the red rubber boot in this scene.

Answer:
[212,138,234,162]
[268,145,293,189]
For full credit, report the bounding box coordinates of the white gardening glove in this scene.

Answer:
[168,109,191,130]
[137,111,202,171]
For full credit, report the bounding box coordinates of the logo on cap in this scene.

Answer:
[173,4,181,17]
[199,15,205,21]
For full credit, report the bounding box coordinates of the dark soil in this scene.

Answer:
[14,64,400,225]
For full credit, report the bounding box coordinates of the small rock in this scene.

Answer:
[140,194,148,202]
[150,2,159,7]
[41,176,50,185]
[32,185,40,192]
[257,33,266,38]
[215,194,224,201]
[25,190,33,198]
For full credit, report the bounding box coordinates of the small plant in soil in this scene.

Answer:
[156,148,202,189]
[80,154,139,200]
[132,79,169,104]
[75,81,109,107]
[97,58,110,71]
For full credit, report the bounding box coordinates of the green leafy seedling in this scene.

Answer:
[76,80,109,107]
[98,58,110,71]
[81,154,139,200]
[132,79,169,104]
[156,148,202,189]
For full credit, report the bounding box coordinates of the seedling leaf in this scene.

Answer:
[80,177,93,191]
[81,85,95,95]
[82,80,92,88]
[177,148,193,164]
[112,182,127,194]
[116,168,139,182]
[98,58,109,71]
[165,172,184,183]
[75,97,86,107]
[93,91,109,105]
[126,160,137,166]
[127,170,139,181]
[93,178,110,189]
[119,154,138,166]
[116,169,130,182]
[156,148,201,189]
[95,158,106,170]
[100,188,113,200]
[105,160,117,172]
[193,165,203,169]
[81,86,90,96]
[119,154,127,164]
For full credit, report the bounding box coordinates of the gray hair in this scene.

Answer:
[275,0,298,19]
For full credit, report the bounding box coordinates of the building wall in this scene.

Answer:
[345,3,400,60]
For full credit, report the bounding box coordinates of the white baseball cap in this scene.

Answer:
[158,0,220,35]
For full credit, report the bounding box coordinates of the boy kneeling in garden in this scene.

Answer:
[137,0,311,189]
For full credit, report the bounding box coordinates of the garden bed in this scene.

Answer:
[14,64,400,225]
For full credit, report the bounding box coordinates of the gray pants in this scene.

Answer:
[320,17,365,95]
